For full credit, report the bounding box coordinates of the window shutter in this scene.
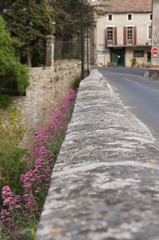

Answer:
[105,28,108,47]
[114,27,117,45]
[123,26,127,45]
[149,25,152,39]
[134,26,137,45]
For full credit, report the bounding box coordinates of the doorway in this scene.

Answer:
[110,48,125,67]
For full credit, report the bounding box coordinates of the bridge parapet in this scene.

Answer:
[148,68,159,80]
[35,69,159,240]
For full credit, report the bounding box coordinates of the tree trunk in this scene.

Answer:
[27,49,32,68]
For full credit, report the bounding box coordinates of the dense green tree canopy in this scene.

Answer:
[49,0,95,38]
[0,0,108,65]
[0,16,29,95]
[0,0,55,66]
[49,0,109,40]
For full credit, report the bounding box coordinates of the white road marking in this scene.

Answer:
[124,77,159,94]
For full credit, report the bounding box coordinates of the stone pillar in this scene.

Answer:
[93,22,97,66]
[46,35,55,67]
[151,0,159,67]
[84,30,91,76]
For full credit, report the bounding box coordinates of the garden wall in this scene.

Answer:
[16,60,80,152]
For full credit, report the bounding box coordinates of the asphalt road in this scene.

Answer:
[96,67,159,142]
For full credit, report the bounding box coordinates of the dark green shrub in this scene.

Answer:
[0,16,29,97]
[131,57,137,67]
[0,95,11,108]
[0,147,28,205]
[74,76,82,89]
[0,104,28,205]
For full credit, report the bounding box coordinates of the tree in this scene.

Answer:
[47,0,108,61]
[49,0,109,39]
[0,16,29,97]
[0,0,55,67]
[49,0,92,39]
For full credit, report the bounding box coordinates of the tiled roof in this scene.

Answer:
[110,0,152,13]
[92,0,152,13]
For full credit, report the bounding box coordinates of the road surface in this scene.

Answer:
[97,67,159,141]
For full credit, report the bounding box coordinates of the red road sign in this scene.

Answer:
[151,47,159,56]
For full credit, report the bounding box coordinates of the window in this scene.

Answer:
[148,25,152,39]
[107,27,113,40]
[150,13,152,21]
[106,26,117,46]
[127,27,133,39]
[108,14,113,21]
[124,26,137,45]
[134,50,144,58]
[127,27,133,44]
[127,14,133,21]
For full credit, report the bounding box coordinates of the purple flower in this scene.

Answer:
[2,186,13,199]
[0,88,77,235]
[15,195,21,202]
[35,187,40,193]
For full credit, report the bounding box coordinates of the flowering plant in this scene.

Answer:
[0,88,77,239]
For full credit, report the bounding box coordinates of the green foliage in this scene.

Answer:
[0,0,55,66]
[50,0,92,38]
[131,57,137,67]
[0,104,28,204]
[63,43,80,60]
[19,223,37,240]
[0,16,29,96]
[1,236,12,240]
[0,147,27,204]
[0,95,10,108]
[48,132,65,157]
[74,76,82,89]
[49,0,108,39]
[0,103,27,146]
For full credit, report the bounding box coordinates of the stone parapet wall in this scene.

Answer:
[147,68,159,80]
[35,69,159,240]
[54,60,81,107]
[17,60,80,151]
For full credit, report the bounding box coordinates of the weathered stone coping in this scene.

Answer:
[35,69,159,240]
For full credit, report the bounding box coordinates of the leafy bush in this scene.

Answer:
[0,147,27,205]
[0,104,28,206]
[0,16,29,97]
[74,76,82,89]
[131,57,137,67]
[0,95,11,109]
[0,104,27,147]
[63,44,80,60]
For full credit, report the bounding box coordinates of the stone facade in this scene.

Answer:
[16,60,80,152]
[95,12,152,67]
[91,0,152,67]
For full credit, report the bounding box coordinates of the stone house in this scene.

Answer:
[91,0,152,67]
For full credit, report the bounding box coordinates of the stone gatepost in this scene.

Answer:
[151,0,159,67]
[46,35,55,67]
[84,30,91,75]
